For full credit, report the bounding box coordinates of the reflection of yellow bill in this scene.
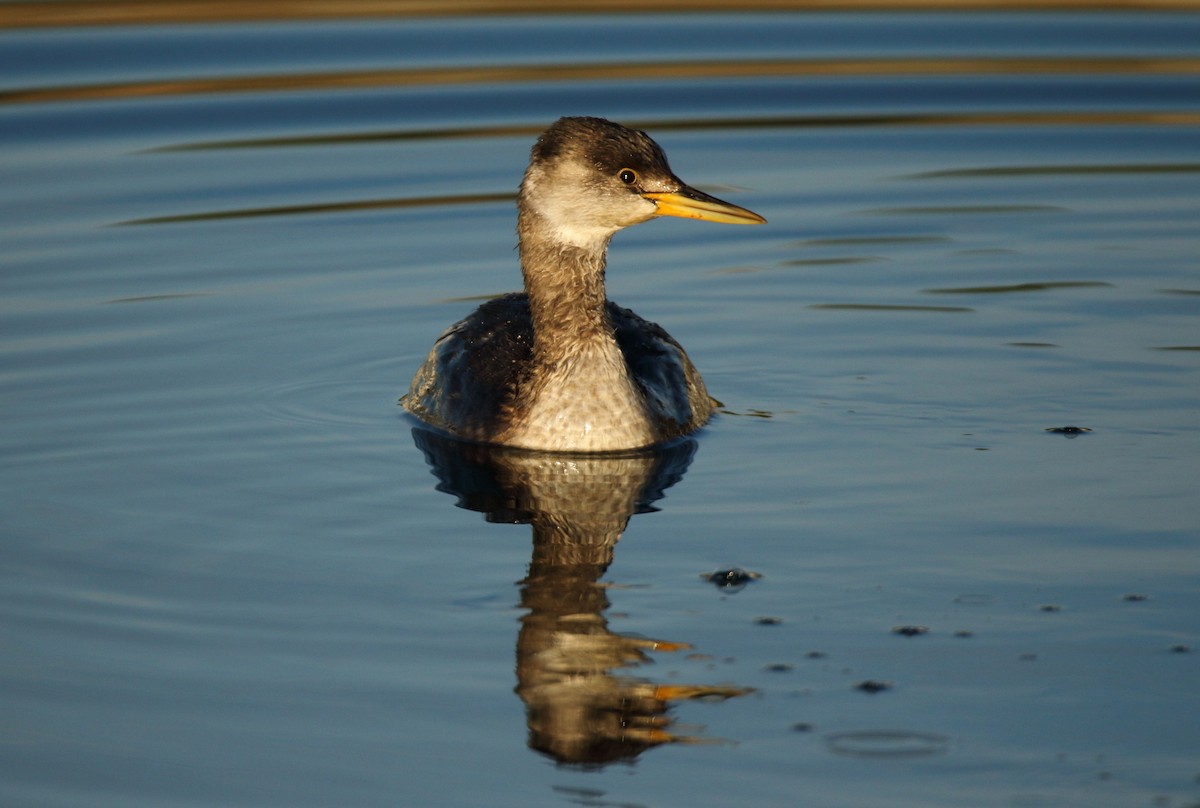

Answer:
[643,189,766,225]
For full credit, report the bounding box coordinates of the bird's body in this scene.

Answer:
[405,293,710,451]
[402,117,764,452]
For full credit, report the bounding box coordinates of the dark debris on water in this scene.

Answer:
[1045,425,1092,436]
[702,567,762,591]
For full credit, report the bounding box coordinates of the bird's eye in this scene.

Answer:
[618,168,638,185]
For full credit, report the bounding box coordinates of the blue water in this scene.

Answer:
[3,7,1199,807]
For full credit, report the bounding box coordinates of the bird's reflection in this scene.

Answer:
[411,428,750,767]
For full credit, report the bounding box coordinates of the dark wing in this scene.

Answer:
[402,293,534,442]
[608,301,715,439]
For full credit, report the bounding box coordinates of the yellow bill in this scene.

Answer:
[643,186,766,225]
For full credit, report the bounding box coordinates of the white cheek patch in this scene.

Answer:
[551,221,617,250]
[524,162,656,249]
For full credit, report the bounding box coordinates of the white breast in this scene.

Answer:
[501,340,656,451]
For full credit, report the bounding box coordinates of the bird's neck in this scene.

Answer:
[518,211,614,358]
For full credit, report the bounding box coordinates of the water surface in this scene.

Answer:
[2,5,1199,807]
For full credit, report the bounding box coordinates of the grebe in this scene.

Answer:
[402,117,764,452]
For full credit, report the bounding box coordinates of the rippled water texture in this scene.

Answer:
[3,4,1199,807]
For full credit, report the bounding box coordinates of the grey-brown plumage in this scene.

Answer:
[402,117,764,452]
